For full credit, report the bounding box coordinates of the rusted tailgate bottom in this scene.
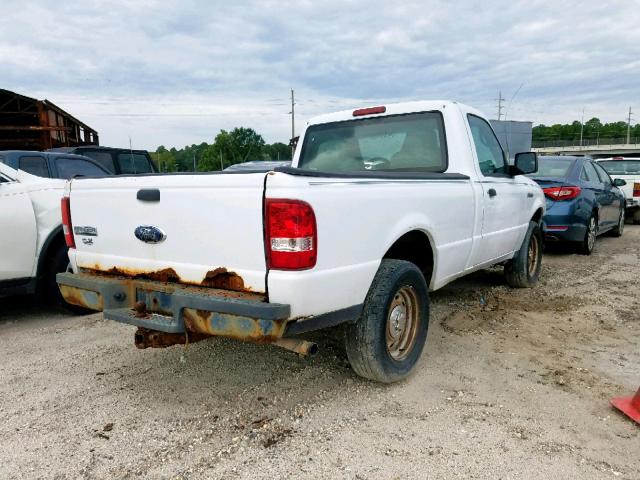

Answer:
[56,272,290,342]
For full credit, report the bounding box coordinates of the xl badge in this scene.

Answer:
[134,225,166,244]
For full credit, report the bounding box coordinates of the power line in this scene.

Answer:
[496,91,504,120]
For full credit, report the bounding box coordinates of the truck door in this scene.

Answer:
[0,173,37,280]
[466,114,528,266]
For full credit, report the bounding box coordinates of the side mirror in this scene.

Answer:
[511,152,538,175]
[613,178,626,187]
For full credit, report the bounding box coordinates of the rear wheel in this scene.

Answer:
[633,210,640,225]
[45,244,92,314]
[504,220,542,288]
[345,259,429,383]
[578,214,597,255]
[611,209,625,237]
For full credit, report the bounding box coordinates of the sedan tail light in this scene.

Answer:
[61,196,75,248]
[543,186,581,201]
[265,199,317,270]
[633,182,640,198]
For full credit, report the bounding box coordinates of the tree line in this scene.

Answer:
[533,118,639,144]
[153,127,291,172]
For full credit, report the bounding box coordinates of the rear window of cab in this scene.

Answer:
[298,112,448,173]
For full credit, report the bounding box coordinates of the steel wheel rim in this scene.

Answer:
[527,232,539,276]
[386,285,420,361]
[587,217,596,251]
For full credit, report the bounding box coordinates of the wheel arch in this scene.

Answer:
[531,207,543,224]
[382,229,435,287]
[36,225,65,280]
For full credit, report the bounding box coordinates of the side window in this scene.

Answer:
[83,151,116,173]
[19,155,49,177]
[117,153,153,174]
[593,163,612,185]
[582,162,599,182]
[583,161,600,183]
[467,115,507,176]
[55,158,107,179]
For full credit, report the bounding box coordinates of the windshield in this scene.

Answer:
[599,160,640,175]
[297,112,447,172]
[528,157,574,178]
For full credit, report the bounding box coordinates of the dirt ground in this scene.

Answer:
[1,228,639,480]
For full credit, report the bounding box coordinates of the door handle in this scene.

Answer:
[488,188,497,198]
[137,189,160,202]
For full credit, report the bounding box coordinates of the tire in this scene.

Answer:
[611,208,625,237]
[578,214,597,255]
[633,210,640,225]
[45,244,92,314]
[504,220,542,288]
[345,259,429,383]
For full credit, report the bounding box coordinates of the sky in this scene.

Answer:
[1,0,638,150]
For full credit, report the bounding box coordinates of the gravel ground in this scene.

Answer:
[1,227,639,479]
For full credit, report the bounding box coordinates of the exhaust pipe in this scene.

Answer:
[273,338,318,356]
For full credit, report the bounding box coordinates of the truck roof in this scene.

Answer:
[306,100,481,126]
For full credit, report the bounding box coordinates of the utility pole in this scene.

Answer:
[496,91,504,121]
[290,89,295,157]
[219,151,223,171]
[627,107,633,145]
[580,107,585,147]
[193,153,196,171]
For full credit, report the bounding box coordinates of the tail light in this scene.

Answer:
[265,199,317,270]
[543,186,581,201]
[633,182,640,197]
[61,196,75,248]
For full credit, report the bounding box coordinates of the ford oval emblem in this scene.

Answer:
[134,225,166,244]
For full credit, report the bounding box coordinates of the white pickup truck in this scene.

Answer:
[597,157,640,224]
[57,101,545,382]
[0,162,70,301]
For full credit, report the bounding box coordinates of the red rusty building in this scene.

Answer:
[0,89,98,151]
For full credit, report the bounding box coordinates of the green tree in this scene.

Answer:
[197,128,266,171]
[263,142,292,160]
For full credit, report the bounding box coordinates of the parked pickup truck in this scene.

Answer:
[57,101,544,382]
[597,157,640,224]
[0,162,73,303]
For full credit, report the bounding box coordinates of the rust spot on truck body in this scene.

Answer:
[182,308,287,343]
[58,285,103,311]
[81,265,255,294]
[201,267,245,291]
[134,327,210,349]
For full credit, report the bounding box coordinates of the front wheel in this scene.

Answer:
[504,220,542,288]
[345,259,429,383]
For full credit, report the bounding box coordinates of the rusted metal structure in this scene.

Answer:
[0,89,98,151]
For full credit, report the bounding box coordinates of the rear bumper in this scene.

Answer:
[56,272,291,342]
[542,220,587,242]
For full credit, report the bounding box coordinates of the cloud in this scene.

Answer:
[0,0,638,149]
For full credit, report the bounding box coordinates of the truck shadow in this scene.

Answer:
[0,294,70,324]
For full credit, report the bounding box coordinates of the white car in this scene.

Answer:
[57,100,545,382]
[0,162,70,301]
[596,157,640,224]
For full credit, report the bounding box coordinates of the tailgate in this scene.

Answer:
[67,172,268,293]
